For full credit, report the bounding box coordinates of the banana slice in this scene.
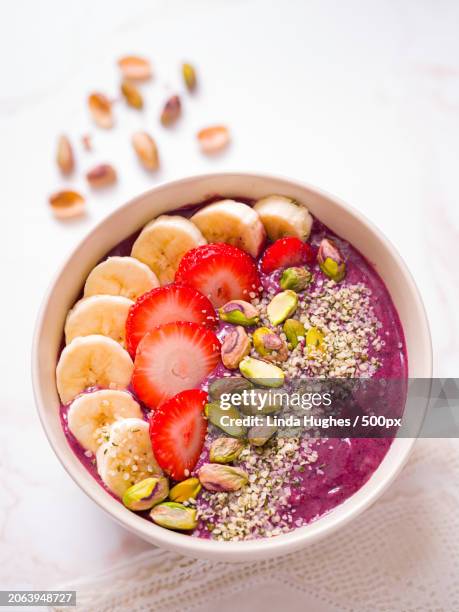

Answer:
[254,195,313,241]
[65,295,133,347]
[67,389,143,453]
[190,199,266,258]
[84,256,159,301]
[56,335,134,405]
[131,215,207,285]
[96,418,162,498]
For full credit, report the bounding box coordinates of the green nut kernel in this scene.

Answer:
[169,478,202,503]
[198,463,248,492]
[280,267,313,292]
[248,417,278,446]
[239,356,285,388]
[150,502,197,530]
[283,319,306,348]
[122,477,169,511]
[205,402,246,438]
[267,290,298,326]
[209,437,245,463]
[238,388,282,416]
[317,238,346,282]
[218,300,259,326]
[252,327,288,362]
[208,377,254,401]
[306,327,325,353]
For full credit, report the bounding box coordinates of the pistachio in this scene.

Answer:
[197,125,230,154]
[267,290,298,326]
[283,319,306,348]
[209,437,245,463]
[248,417,277,446]
[238,388,282,416]
[205,402,246,438]
[86,163,117,189]
[317,238,346,282]
[88,92,114,129]
[280,267,313,292]
[306,327,325,353]
[160,95,181,126]
[56,134,74,175]
[218,300,259,326]
[122,476,169,511]
[182,62,197,91]
[81,134,92,151]
[208,377,254,401]
[239,356,285,388]
[117,55,152,81]
[169,478,201,503]
[252,327,288,362]
[198,463,248,492]
[49,190,85,219]
[221,326,251,369]
[121,80,143,109]
[132,131,159,171]
[150,502,197,530]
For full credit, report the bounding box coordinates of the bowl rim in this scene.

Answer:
[32,171,433,561]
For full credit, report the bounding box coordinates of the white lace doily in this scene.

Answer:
[54,438,459,612]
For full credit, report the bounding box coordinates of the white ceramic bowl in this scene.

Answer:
[32,173,432,561]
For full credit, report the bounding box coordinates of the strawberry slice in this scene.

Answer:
[132,321,220,408]
[260,237,314,273]
[149,389,208,480]
[126,284,217,357]
[175,243,261,308]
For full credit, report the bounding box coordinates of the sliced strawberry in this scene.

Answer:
[175,243,261,308]
[149,389,207,480]
[132,321,220,409]
[260,237,314,273]
[126,284,217,357]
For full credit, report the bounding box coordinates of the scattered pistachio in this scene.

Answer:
[248,417,277,446]
[86,163,117,188]
[121,80,143,109]
[81,134,92,151]
[238,388,282,416]
[182,62,197,91]
[267,290,298,325]
[132,131,159,170]
[208,377,254,401]
[49,190,85,219]
[197,125,230,154]
[221,326,251,370]
[150,502,197,530]
[88,92,114,129]
[56,134,74,175]
[252,327,288,362]
[317,238,346,282]
[198,463,248,492]
[239,356,285,388]
[169,478,201,503]
[209,437,245,463]
[306,326,326,353]
[122,476,169,511]
[218,300,259,326]
[283,319,306,348]
[280,267,313,292]
[205,402,246,438]
[160,95,181,126]
[117,55,152,81]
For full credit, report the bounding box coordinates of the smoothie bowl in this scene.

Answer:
[33,173,432,561]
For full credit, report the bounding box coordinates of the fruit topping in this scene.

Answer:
[267,290,298,325]
[221,326,251,370]
[122,476,169,511]
[317,238,346,282]
[252,327,288,362]
[84,256,159,301]
[149,389,208,480]
[260,237,314,274]
[283,319,306,348]
[218,299,259,326]
[198,463,248,492]
[175,243,261,308]
[169,478,202,503]
[132,322,220,408]
[239,356,285,388]
[126,284,217,357]
[209,437,245,464]
[280,266,313,292]
[253,195,313,241]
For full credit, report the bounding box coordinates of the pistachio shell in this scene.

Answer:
[117,56,152,81]
[280,267,312,292]
[218,300,259,326]
[88,93,114,129]
[86,163,117,188]
[122,477,169,511]
[132,131,159,170]
[182,62,197,91]
[267,290,298,326]
[208,377,254,401]
[239,356,285,388]
[121,80,143,109]
[209,437,245,463]
[221,326,251,369]
[56,134,74,175]
[197,125,230,154]
[150,502,197,530]
[169,478,201,503]
[49,190,85,219]
[205,402,246,438]
[283,319,306,348]
[248,417,277,446]
[160,95,181,126]
[198,463,248,492]
[317,238,346,282]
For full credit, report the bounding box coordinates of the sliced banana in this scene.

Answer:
[96,418,162,498]
[65,295,133,347]
[67,389,143,453]
[254,195,313,241]
[190,199,266,258]
[84,256,159,301]
[56,335,134,405]
[131,215,207,285]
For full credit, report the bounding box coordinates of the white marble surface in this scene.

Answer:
[0,0,458,601]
